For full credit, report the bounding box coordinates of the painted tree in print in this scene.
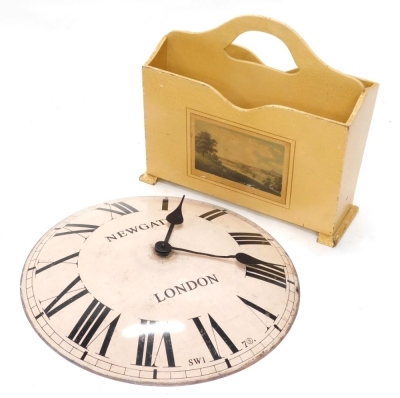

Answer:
[192,115,289,202]
[195,131,218,157]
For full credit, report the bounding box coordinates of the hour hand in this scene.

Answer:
[155,196,185,256]
[165,196,185,226]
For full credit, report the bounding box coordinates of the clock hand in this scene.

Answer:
[170,246,280,267]
[164,195,185,239]
[155,195,185,256]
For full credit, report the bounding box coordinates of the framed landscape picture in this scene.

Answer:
[188,112,294,206]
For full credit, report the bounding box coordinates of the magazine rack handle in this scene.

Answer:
[211,15,364,88]
[211,15,322,70]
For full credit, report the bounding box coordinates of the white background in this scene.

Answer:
[1,1,398,397]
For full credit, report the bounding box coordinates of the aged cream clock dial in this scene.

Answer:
[20,196,300,385]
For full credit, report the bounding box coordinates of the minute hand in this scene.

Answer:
[170,246,286,288]
[170,246,284,267]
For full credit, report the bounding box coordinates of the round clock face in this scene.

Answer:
[20,196,300,385]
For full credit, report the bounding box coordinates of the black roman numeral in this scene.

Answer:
[54,224,99,237]
[68,298,120,355]
[35,252,79,274]
[199,209,227,221]
[96,202,138,217]
[36,276,88,319]
[237,296,277,321]
[229,232,270,246]
[35,277,120,357]
[191,314,239,361]
[245,259,286,289]
[162,198,169,210]
[135,319,176,367]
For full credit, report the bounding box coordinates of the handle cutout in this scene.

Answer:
[229,31,298,72]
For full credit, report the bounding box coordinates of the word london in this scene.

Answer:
[154,274,219,303]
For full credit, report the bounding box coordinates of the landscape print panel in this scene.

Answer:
[190,114,291,205]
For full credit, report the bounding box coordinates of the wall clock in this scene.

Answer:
[20,195,300,385]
